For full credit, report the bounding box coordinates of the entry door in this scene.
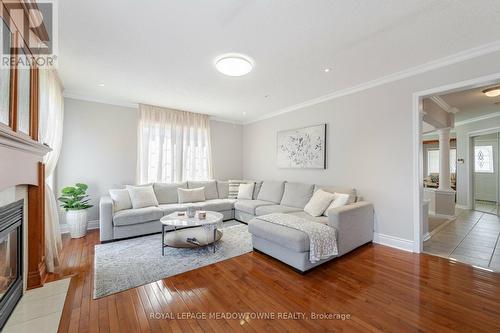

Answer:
[473,133,499,215]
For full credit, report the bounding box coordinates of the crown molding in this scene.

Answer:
[245,39,500,124]
[455,110,500,127]
[63,91,243,125]
[63,91,139,109]
[209,117,244,125]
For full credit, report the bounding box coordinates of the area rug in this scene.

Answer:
[93,223,252,299]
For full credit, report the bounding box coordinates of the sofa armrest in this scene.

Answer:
[327,201,374,256]
[99,196,114,242]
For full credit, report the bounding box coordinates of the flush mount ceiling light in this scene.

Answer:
[215,54,254,77]
[483,86,500,97]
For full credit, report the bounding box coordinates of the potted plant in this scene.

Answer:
[58,183,93,238]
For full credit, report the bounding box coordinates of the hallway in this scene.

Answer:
[424,209,500,271]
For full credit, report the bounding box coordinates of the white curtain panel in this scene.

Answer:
[39,69,64,273]
[137,104,213,184]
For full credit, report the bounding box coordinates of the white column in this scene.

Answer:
[438,127,452,191]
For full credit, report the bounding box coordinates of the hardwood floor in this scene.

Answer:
[48,230,500,332]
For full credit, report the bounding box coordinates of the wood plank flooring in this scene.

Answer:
[48,230,500,332]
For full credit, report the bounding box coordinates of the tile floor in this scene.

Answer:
[3,278,70,333]
[474,200,498,214]
[424,209,500,271]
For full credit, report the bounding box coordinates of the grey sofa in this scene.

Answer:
[99,180,234,242]
[99,179,374,272]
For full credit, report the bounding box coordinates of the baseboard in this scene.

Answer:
[373,232,414,252]
[456,204,472,210]
[60,219,99,234]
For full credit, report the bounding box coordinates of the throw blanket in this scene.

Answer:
[257,213,338,263]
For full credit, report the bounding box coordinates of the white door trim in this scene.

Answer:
[412,72,500,253]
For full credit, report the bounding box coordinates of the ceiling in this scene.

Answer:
[440,84,500,122]
[58,0,500,123]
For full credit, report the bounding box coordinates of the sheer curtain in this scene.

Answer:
[39,69,64,273]
[137,104,213,184]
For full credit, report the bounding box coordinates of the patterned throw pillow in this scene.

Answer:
[228,180,247,199]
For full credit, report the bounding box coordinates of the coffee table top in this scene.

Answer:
[161,211,223,227]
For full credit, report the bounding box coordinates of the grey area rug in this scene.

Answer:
[93,222,252,299]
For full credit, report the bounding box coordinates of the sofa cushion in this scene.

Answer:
[228,180,246,199]
[217,180,229,199]
[199,199,236,212]
[289,211,329,225]
[252,181,263,199]
[238,183,255,200]
[113,207,163,226]
[280,182,314,208]
[304,189,335,217]
[153,182,187,204]
[188,180,219,200]
[126,185,159,209]
[314,185,357,204]
[248,218,310,252]
[324,193,350,216]
[257,181,286,204]
[234,200,275,215]
[254,205,302,216]
[109,189,132,212]
[178,187,205,203]
[158,203,191,215]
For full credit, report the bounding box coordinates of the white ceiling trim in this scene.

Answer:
[63,91,244,125]
[455,110,500,127]
[245,39,500,125]
[63,91,138,109]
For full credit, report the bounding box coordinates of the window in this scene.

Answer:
[427,149,457,175]
[137,105,213,184]
[17,48,31,135]
[0,18,12,126]
[475,145,494,173]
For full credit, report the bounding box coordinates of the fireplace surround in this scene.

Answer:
[0,199,23,329]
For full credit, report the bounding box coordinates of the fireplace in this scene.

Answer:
[0,199,23,329]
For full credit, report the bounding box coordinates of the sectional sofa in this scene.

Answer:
[99,180,374,272]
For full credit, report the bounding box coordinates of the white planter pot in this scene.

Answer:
[66,209,88,238]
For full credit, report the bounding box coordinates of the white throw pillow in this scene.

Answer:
[237,183,255,200]
[126,185,159,209]
[304,189,335,217]
[178,187,206,203]
[109,189,132,212]
[324,193,350,216]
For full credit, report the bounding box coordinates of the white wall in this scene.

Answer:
[243,50,500,242]
[57,99,139,221]
[57,98,243,222]
[210,120,243,180]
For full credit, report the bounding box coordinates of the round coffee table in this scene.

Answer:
[160,211,224,255]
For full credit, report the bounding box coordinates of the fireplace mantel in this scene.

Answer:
[0,125,51,157]
[0,125,51,290]
[0,125,51,192]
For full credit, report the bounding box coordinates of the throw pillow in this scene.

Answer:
[126,185,159,209]
[109,189,132,212]
[324,193,350,216]
[228,180,246,199]
[304,189,335,217]
[237,183,255,200]
[178,187,206,203]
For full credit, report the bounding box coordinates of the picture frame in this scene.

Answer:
[276,124,327,169]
